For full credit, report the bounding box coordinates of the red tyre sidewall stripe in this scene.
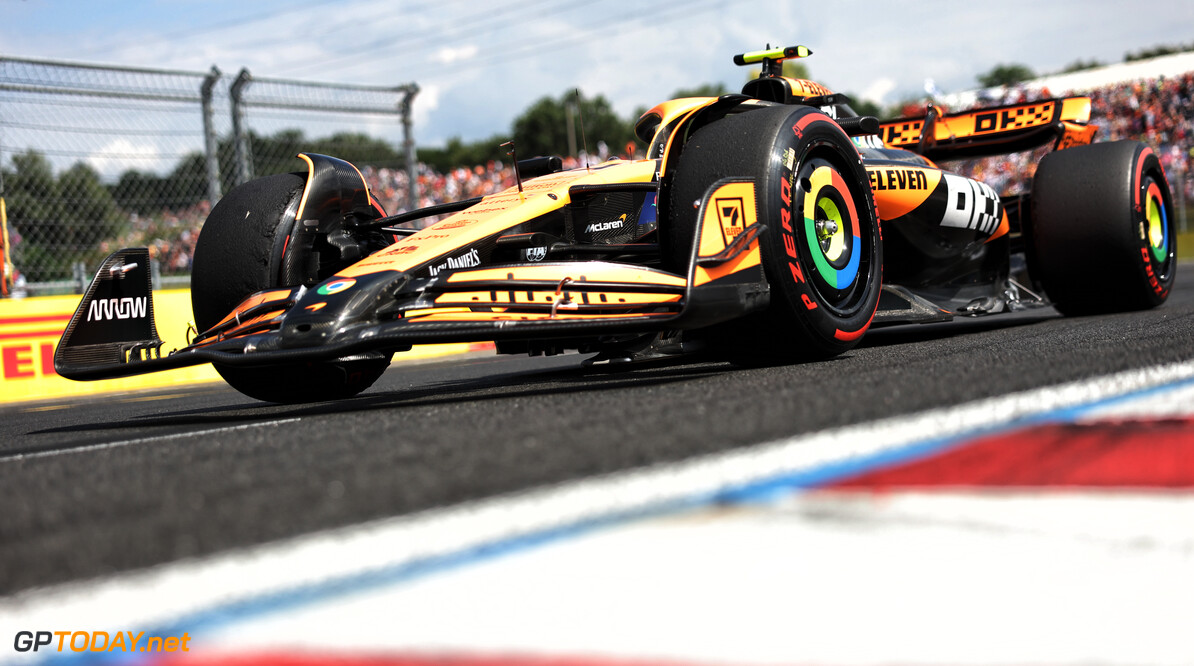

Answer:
[1133,146,1153,213]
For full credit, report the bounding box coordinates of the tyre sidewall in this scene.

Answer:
[758,108,882,351]
[191,172,305,330]
[1031,140,1176,314]
[1128,145,1176,306]
[192,172,391,402]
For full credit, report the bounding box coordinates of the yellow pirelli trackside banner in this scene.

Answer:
[0,290,490,404]
[0,289,220,403]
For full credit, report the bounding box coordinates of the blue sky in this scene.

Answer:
[3,0,1193,148]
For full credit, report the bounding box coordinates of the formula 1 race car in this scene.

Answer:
[56,45,1176,403]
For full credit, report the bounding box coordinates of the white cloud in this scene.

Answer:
[410,82,441,132]
[432,44,479,65]
[7,0,1194,150]
[86,139,164,181]
[860,77,897,105]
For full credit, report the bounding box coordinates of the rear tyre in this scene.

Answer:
[1030,141,1176,315]
[192,173,390,403]
[668,105,882,361]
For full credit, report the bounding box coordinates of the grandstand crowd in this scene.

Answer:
[115,72,1194,278]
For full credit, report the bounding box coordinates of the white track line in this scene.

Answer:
[2,361,1193,633]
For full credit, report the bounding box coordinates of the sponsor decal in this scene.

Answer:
[882,120,924,146]
[446,248,481,269]
[433,218,476,230]
[778,171,815,309]
[1056,123,1096,149]
[715,197,746,245]
[939,173,1001,234]
[2,291,219,401]
[789,79,832,98]
[524,246,548,262]
[428,248,481,276]
[86,297,146,322]
[972,102,1055,133]
[391,244,419,254]
[316,278,356,296]
[2,341,55,379]
[868,168,929,192]
[583,215,626,234]
[13,630,191,654]
[1143,247,1162,294]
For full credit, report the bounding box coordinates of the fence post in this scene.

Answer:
[72,261,87,294]
[399,84,419,209]
[230,68,254,186]
[200,66,223,205]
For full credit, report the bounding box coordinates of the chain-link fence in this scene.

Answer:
[0,56,417,295]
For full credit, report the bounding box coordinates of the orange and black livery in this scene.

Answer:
[56,46,1176,402]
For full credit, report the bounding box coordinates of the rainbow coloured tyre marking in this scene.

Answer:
[802,165,861,289]
[1145,179,1169,263]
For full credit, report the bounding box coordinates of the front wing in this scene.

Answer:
[56,180,768,381]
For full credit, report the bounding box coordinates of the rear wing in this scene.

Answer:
[878,97,1097,161]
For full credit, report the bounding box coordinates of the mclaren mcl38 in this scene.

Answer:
[57,45,1176,402]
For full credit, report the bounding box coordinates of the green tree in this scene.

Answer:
[308,132,403,169]
[847,97,883,119]
[1125,42,1194,62]
[111,170,166,215]
[5,151,58,234]
[1062,58,1104,73]
[249,128,306,178]
[512,90,635,158]
[58,163,124,248]
[166,153,210,207]
[418,135,509,172]
[976,63,1035,88]
[671,83,730,98]
[746,60,811,81]
[3,152,127,281]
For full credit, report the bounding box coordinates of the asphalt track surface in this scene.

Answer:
[3,264,1194,595]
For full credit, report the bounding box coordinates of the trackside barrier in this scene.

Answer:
[0,290,489,404]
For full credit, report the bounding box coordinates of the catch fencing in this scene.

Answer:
[0,56,417,295]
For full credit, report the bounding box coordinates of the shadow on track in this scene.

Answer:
[860,310,1059,349]
[21,355,736,443]
[21,309,1060,446]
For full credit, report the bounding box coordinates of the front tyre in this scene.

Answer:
[192,173,390,403]
[1030,141,1176,315]
[669,105,882,360]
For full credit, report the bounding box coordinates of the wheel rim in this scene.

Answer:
[796,156,867,313]
[1144,177,1170,264]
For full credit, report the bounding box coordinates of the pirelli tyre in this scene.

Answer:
[668,104,882,360]
[191,173,391,403]
[1030,141,1176,315]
